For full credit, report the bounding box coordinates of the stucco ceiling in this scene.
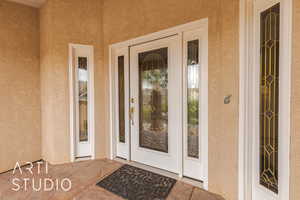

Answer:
[6,0,46,7]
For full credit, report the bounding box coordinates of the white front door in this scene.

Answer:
[129,35,182,174]
[251,0,290,199]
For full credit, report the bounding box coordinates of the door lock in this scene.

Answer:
[131,98,135,104]
[130,107,135,126]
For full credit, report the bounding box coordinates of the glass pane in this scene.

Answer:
[187,40,200,159]
[138,48,168,153]
[259,3,280,194]
[78,57,88,142]
[118,56,126,143]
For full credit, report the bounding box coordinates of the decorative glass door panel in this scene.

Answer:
[138,48,168,153]
[78,57,88,142]
[252,1,285,199]
[118,56,126,143]
[259,3,279,194]
[187,40,200,159]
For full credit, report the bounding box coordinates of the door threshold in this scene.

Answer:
[75,156,92,162]
[113,158,203,188]
[181,176,203,188]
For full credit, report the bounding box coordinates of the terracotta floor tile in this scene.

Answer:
[191,187,225,200]
[167,181,194,200]
[71,186,123,200]
[24,190,54,200]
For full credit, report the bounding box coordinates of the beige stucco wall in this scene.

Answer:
[291,0,300,199]
[0,1,41,173]
[102,0,239,199]
[39,0,104,164]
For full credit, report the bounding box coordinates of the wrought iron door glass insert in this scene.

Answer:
[138,48,168,153]
[259,3,280,194]
[187,40,200,159]
[78,57,88,142]
[118,56,126,143]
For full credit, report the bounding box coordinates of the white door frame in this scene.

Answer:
[109,18,208,189]
[239,0,292,199]
[114,47,130,160]
[69,43,95,162]
[182,28,208,185]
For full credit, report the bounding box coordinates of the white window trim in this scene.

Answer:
[69,43,95,162]
[239,0,292,199]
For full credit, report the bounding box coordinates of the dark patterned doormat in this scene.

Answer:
[96,164,177,200]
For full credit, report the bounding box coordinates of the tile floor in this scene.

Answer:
[0,159,225,200]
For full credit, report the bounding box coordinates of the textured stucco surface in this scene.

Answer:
[291,0,300,199]
[39,0,104,164]
[102,0,240,199]
[0,1,41,173]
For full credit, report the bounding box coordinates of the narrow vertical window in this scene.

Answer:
[78,57,88,142]
[118,56,126,143]
[259,3,280,193]
[187,40,200,159]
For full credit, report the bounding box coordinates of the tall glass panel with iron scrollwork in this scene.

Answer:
[187,40,200,159]
[78,57,88,142]
[138,48,168,153]
[118,56,126,143]
[259,3,280,194]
